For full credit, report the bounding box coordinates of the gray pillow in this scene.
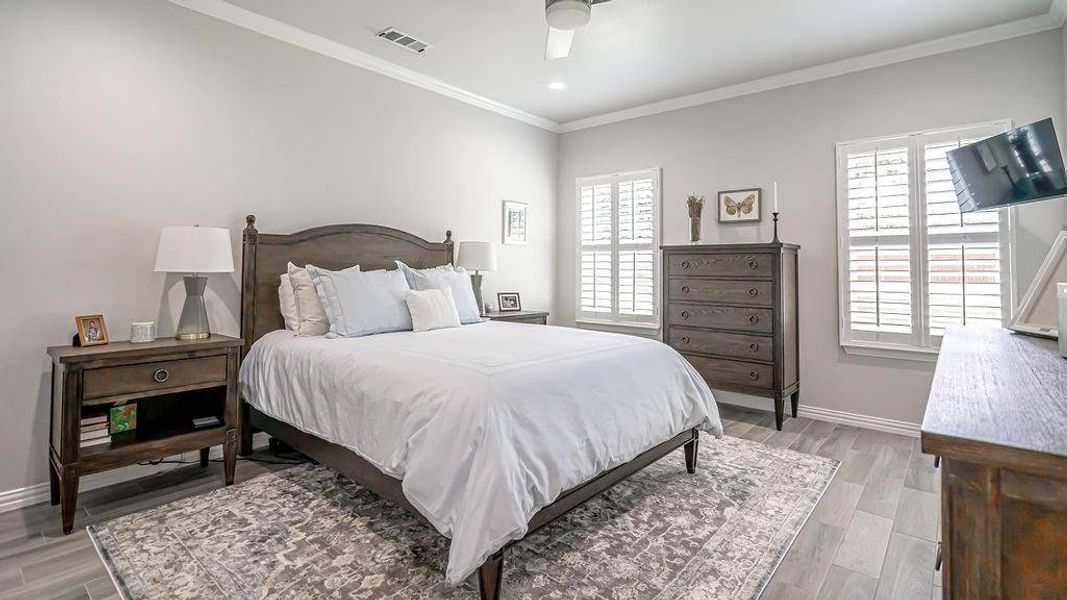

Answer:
[305,266,413,337]
[395,261,481,324]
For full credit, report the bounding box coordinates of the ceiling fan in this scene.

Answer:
[544,0,611,60]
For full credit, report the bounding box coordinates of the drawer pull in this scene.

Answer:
[681,285,690,294]
[748,315,759,324]
[748,288,759,296]
[153,368,170,383]
[680,336,691,344]
[747,260,759,270]
[681,311,690,319]
[748,370,760,380]
[749,343,760,352]
[681,260,692,269]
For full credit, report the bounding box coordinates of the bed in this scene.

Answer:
[237,216,722,599]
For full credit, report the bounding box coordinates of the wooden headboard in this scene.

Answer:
[240,215,453,356]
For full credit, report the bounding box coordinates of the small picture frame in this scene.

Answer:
[497,292,522,312]
[502,200,528,245]
[718,188,762,223]
[75,314,109,346]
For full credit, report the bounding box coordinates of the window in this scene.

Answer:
[836,122,1012,358]
[575,168,661,328]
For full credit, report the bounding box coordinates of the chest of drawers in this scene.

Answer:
[662,242,800,429]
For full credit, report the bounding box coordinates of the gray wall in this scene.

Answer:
[0,1,557,493]
[557,30,1066,424]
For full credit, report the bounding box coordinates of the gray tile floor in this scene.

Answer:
[0,405,941,599]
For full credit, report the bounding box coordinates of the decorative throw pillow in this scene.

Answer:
[305,266,413,337]
[404,288,462,332]
[278,274,299,331]
[286,262,354,336]
[395,261,481,324]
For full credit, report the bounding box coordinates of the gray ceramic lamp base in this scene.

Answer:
[470,272,486,316]
[176,275,211,340]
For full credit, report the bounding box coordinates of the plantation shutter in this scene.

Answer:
[843,144,913,342]
[577,169,660,325]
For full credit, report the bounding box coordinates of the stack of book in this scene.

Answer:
[80,414,110,448]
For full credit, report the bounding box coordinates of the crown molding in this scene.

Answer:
[561,9,1065,132]
[166,0,563,133]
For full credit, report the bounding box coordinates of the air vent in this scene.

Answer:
[376,27,432,55]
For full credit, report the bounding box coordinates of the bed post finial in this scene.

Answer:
[445,230,453,243]
[244,215,258,243]
[444,230,455,265]
[245,214,257,231]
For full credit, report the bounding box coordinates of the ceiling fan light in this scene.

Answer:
[546,0,591,31]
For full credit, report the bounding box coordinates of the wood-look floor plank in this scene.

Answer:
[856,444,912,518]
[83,575,117,600]
[768,519,846,596]
[874,533,936,600]
[0,567,23,594]
[892,488,939,542]
[817,565,878,600]
[789,420,837,455]
[904,440,940,494]
[832,511,894,578]
[810,479,864,528]
[815,425,862,461]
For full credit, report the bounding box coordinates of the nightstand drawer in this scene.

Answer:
[668,253,773,278]
[83,355,228,400]
[684,354,774,390]
[667,303,773,334]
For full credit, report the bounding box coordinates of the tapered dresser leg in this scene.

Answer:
[684,434,699,474]
[773,395,785,431]
[238,399,253,456]
[200,448,210,468]
[478,551,504,600]
[223,430,238,486]
[60,464,80,534]
[791,390,799,418]
[49,463,60,506]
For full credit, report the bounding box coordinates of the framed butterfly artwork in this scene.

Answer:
[717,188,762,223]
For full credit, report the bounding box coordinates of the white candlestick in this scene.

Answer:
[773,182,779,213]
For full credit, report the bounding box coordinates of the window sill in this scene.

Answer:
[576,319,661,336]
[842,342,939,363]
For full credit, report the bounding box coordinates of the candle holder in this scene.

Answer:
[772,211,780,243]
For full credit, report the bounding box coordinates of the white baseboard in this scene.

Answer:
[0,433,271,515]
[717,394,921,438]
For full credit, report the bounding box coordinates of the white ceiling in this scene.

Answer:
[223,0,1055,125]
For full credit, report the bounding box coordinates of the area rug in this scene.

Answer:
[88,436,836,599]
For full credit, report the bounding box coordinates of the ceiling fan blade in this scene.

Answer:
[545,26,575,60]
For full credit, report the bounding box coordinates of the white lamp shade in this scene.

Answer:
[456,241,497,272]
[154,226,234,273]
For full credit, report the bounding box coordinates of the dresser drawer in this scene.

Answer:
[668,253,773,278]
[668,303,773,334]
[684,354,774,390]
[668,278,773,306]
[669,328,773,362]
[83,355,228,400]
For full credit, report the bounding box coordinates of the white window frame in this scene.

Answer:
[574,167,662,331]
[835,120,1016,362]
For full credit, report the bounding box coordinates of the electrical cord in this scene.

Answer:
[138,447,309,467]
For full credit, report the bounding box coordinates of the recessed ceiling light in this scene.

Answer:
[548,81,568,91]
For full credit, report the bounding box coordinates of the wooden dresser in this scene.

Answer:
[922,328,1067,598]
[661,242,799,429]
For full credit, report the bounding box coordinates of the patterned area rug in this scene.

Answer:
[89,436,836,599]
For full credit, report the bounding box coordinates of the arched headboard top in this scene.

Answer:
[240,215,454,356]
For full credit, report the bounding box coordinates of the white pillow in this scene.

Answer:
[305,266,412,337]
[405,288,462,332]
[286,262,357,336]
[278,274,299,331]
[395,261,481,324]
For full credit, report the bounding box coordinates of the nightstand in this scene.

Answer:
[485,310,549,325]
[46,335,242,534]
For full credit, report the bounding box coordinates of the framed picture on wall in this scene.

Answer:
[717,188,762,223]
[502,200,528,245]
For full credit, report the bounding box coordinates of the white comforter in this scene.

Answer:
[239,322,721,584]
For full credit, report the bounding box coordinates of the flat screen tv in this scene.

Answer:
[947,118,1067,213]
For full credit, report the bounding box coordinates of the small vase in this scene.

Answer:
[689,217,701,243]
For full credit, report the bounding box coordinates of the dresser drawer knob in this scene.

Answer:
[748,370,760,380]
[680,311,690,319]
[747,260,759,270]
[681,336,691,344]
[748,315,759,324]
[153,368,170,383]
[681,286,690,294]
[681,260,692,269]
[749,343,760,352]
[748,288,759,296]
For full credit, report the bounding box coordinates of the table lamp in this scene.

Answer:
[456,241,498,316]
[154,225,234,339]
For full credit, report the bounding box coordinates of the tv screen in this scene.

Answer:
[947,118,1067,213]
